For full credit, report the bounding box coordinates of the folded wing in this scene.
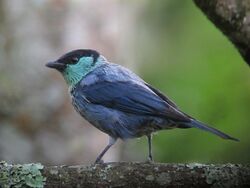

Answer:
[78,80,190,122]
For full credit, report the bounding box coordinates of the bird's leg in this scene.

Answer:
[95,137,117,164]
[147,134,153,162]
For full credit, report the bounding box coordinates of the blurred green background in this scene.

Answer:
[0,0,249,164]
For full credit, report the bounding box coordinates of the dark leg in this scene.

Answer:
[147,134,153,161]
[95,137,117,164]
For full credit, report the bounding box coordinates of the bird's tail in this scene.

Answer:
[187,119,239,141]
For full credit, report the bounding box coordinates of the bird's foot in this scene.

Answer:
[146,156,153,163]
[94,159,104,164]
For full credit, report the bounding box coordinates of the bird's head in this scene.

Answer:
[46,49,105,86]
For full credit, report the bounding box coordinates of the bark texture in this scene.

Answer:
[1,162,250,188]
[193,0,250,66]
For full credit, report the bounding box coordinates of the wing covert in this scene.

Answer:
[76,81,190,122]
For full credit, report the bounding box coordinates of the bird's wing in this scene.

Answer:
[78,80,190,122]
[144,83,178,108]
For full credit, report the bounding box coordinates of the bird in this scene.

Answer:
[46,49,238,163]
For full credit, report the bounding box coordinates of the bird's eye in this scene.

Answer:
[70,57,78,64]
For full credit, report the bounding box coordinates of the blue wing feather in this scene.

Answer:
[77,80,190,122]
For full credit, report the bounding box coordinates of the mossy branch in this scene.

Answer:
[193,0,250,66]
[1,162,250,187]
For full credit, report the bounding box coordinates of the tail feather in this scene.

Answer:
[189,120,239,141]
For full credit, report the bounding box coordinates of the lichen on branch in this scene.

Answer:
[1,162,250,188]
[0,161,46,188]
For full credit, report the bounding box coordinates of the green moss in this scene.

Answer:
[0,161,46,188]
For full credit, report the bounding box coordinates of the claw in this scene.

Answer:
[94,159,104,164]
[146,156,153,163]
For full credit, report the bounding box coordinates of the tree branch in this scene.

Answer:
[193,0,250,66]
[1,162,250,187]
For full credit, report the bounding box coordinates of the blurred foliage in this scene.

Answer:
[132,1,250,163]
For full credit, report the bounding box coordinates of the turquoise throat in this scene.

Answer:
[62,57,103,87]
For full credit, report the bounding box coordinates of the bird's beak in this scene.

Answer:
[46,61,66,71]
